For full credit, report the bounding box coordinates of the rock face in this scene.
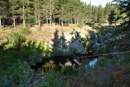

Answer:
[51,31,87,56]
[87,27,127,53]
[69,37,87,54]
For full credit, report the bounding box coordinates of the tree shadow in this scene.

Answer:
[0,39,52,73]
[50,29,75,71]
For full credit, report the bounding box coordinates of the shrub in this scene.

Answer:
[19,27,30,35]
[0,60,34,87]
[77,22,84,28]
[5,32,25,49]
[61,66,74,75]
[43,69,65,87]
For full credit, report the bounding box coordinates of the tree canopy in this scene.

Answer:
[0,0,127,28]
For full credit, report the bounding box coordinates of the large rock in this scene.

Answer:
[69,38,87,54]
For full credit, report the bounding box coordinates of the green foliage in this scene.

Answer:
[19,27,30,35]
[107,74,114,87]
[97,5,104,23]
[82,36,89,49]
[0,60,34,87]
[121,85,129,87]
[52,49,64,56]
[5,32,25,49]
[21,40,52,65]
[113,0,130,30]
[61,66,74,75]
[43,69,65,87]
[0,0,119,27]
[120,54,130,64]
[108,10,117,25]
[26,15,36,27]
[77,22,84,28]
[95,56,117,67]
[0,39,52,73]
[87,22,102,28]
[69,47,77,53]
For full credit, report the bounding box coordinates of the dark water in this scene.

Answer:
[31,55,75,72]
[31,54,98,73]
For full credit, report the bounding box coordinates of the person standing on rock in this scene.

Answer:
[74,57,82,69]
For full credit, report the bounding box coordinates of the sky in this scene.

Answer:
[80,0,113,7]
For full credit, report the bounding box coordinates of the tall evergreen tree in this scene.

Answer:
[97,5,104,23]
[9,0,19,30]
[19,0,31,28]
[72,0,83,24]
[104,2,113,22]
[92,5,98,23]
[0,0,6,31]
[55,0,65,28]
[108,10,117,25]
[34,0,44,29]
[113,0,130,30]
[55,0,72,27]
[86,3,93,22]
[47,0,57,28]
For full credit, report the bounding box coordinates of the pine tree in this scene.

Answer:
[55,0,72,28]
[97,5,104,23]
[0,0,6,31]
[92,6,98,23]
[9,0,19,30]
[47,0,57,29]
[113,0,130,30]
[19,0,31,28]
[86,4,93,23]
[104,2,113,22]
[108,10,117,25]
[33,0,45,29]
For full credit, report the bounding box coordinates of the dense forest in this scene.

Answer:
[0,0,130,87]
[0,0,129,29]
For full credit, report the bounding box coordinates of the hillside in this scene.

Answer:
[0,23,130,87]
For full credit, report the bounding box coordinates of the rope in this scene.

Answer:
[47,40,130,58]
[47,35,130,58]
[80,51,130,58]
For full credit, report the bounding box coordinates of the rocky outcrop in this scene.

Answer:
[87,27,127,53]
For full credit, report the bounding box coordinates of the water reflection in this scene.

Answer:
[85,58,97,68]
[89,58,97,68]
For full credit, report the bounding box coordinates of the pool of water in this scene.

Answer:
[31,55,98,73]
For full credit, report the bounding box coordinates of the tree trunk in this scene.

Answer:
[61,18,63,28]
[0,19,2,31]
[13,17,15,31]
[61,7,64,28]
[74,18,76,24]
[3,18,5,28]
[23,5,25,28]
[128,17,130,31]
[35,7,38,25]
[59,19,60,25]
[77,19,79,24]
[49,1,52,29]
[46,14,48,26]
[38,15,41,29]
[71,19,72,24]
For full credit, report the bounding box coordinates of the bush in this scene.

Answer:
[5,32,25,49]
[61,66,74,75]
[19,27,30,35]
[0,60,34,87]
[77,22,84,28]
[43,69,65,87]
[86,22,102,28]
